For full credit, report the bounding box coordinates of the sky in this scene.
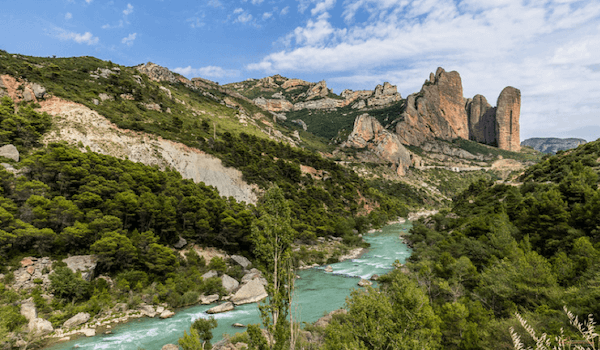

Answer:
[1,0,599,141]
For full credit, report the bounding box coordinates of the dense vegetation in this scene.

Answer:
[324,140,600,349]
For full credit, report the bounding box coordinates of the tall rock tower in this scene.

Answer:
[495,87,521,152]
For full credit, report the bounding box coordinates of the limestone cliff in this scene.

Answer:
[467,95,496,145]
[495,87,521,152]
[344,114,411,175]
[39,97,258,204]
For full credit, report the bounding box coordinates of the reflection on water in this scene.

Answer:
[46,222,411,350]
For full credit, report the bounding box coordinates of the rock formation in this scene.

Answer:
[367,82,402,107]
[521,137,587,154]
[495,87,521,152]
[0,144,19,162]
[63,255,98,282]
[135,62,179,84]
[231,277,268,305]
[344,114,411,175]
[467,95,496,145]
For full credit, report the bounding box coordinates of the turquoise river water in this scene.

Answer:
[46,222,412,350]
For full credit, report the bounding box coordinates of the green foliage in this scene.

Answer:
[0,96,51,151]
[49,266,90,302]
[179,317,218,350]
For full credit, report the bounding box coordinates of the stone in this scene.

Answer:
[174,236,187,249]
[282,78,311,89]
[162,345,179,350]
[0,144,19,162]
[20,258,34,267]
[29,318,53,335]
[367,82,402,107]
[370,274,379,281]
[200,294,219,304]
[92,99,99,105]
[230,255,251,269]
[135,62,179,84]
[63,255,98,282]
[291,119,307,131]
[232,323,245,328]
[292,130,301,141]
[22,89,34,102]
[159,86,172,99]
[30,83,46,99]
[358,279,372,287]
[156,306,165,314]
[221,274,239,293]
[306,80,329,99]
[344,114,411,175]
[98,93,114,101]
[231,278,268,305]
[207,302,234,314]
[495,86,521,152]
[324,265,333,273]
[253,97,293,112]
[159,310,175,319]
[139,304,156,317]
[63,312,90,329]
[80,328,96,337]
[21,301,37,322]
[202,270,218,279]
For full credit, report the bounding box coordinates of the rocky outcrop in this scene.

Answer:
[63,255,98,281]
[344,114,412,175]
[221,274,239,293]
[200,294,219,304]
[367,82,402,107]
[254,97,293,112]
[135,62,179,84]
[39,97,258,204]
[495,87,521,152]
[231,255,251,269]
[21,301,53,335]
[0,144,19,162]
[396,68,469,146]
[282,78,311,89]
[521,138,587,154]
[467,95,496,145]
[231,278,268,305]
[13,257,52,291]
[306,80,329,100]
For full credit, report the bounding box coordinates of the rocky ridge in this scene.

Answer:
[521,137,587,154]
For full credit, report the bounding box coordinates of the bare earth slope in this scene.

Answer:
[39,97,258,204]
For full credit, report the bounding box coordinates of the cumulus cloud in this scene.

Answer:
[121,33,137,46]
[281,6,289,15]
[263,12,273,20]
[247,0,600,138]
[123,3,134,16]
[65,12,72,20]
[173,65,240,79]
[55,29,99,45]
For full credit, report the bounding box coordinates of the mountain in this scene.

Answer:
[521,137,587,154]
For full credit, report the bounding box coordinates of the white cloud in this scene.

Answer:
[187,16,205,28]
[85,0,92,3]
[248,0,600,139]
[251,0,264,4]
[233,8,244,14]
[207,0,222,7]
[263,12,273,20]
[173,65,240,79]
[65,12,73,20]
[281,6,289,15]
[56,29,99,45]
[123,3,134,16]
[121,32,137,46]
[236,13,253,23]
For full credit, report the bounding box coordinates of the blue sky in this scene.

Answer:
[1,0,600,141]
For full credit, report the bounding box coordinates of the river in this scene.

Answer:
[46,222,412,350]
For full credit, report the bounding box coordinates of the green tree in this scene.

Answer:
[91,231,137,272]
[179,317,218,350]
[49,266,90,303]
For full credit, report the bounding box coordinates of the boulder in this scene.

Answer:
[20,301,37,322]
[139,304,156,317]
[80,328,96,337]
[22,89,34,102]
[231,255,251,269]
[221,274,239,293]
[202,270,218,279]
[160,310,175,319]
[156,306,165,314]
[324,265,333,273]
[63,255,98,282]
[63,312,90,329]
[29,318,53,335]
[207,302,234,314]
[0,144,19,162]
[467,94,496,145]
[174,236,187,249]
[30,83,46,99]
[200,294,219,305]
[231,278,268,305]
[358,279,372,287]
[162,345,179,350]
[232,323,245,328]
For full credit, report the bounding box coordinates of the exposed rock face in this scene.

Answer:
[21,302,53,335]
[39,97,258,204]
[254,97,293,112]
[0,144,19,162]
[63,255,98,282]
[207,302,234,314]
[396,68,469,146]
[495,87,521,152]
[13,257,52,291]
[306,80,329,99]
[174,236,187,249]
[282,79,311,89]
[521,138,587,154]
[202,270,218,279]
[63,312,90,329]
[231,278,268,305]
[231,255,251,269]
[367,82,402,107]
[135,62,179,84]
[200,294,219,304]
[467,95,496,145]
[345,114,412,175]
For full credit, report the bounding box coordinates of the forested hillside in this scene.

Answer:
[321,140,600,349]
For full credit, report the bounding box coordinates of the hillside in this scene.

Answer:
[521,137,587,154]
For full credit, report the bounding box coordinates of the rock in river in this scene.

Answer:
[231,278,268,305]
[207,302,234,314]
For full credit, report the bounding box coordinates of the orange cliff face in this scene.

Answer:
[495,87,521,152]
